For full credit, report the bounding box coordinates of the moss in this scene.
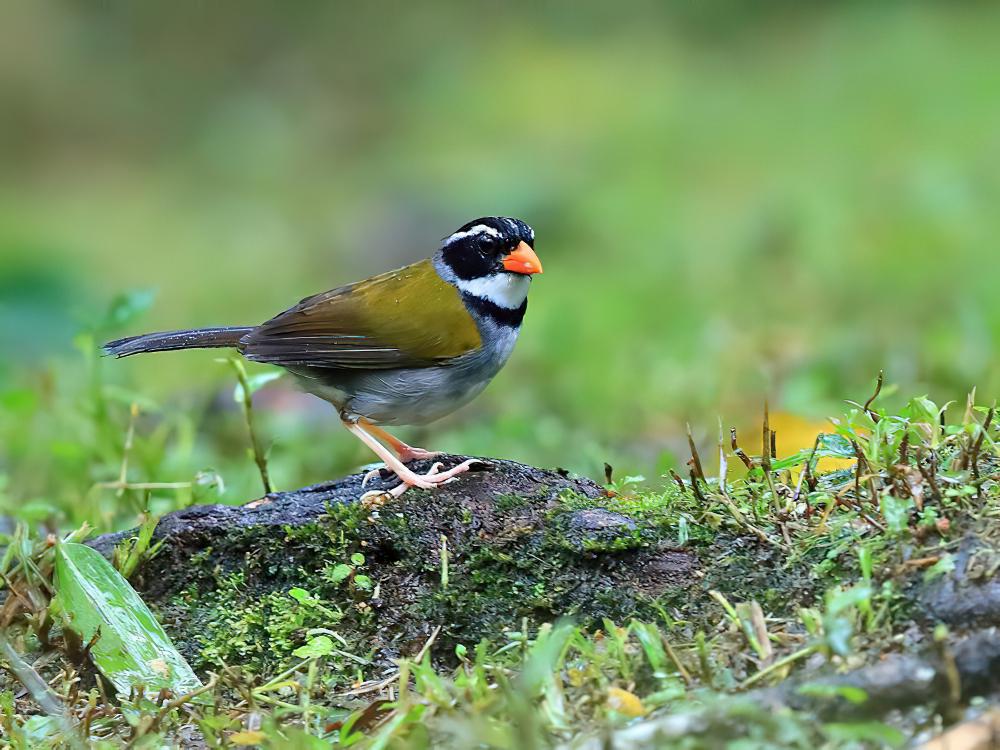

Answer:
[145,469,832,675]
[160,506,383,676]
[494,493,532,511]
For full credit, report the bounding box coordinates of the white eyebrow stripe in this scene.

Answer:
[443,224,502,245]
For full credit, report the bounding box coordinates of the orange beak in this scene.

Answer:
[502,241,543,275]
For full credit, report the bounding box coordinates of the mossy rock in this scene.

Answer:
[88,456,819,676]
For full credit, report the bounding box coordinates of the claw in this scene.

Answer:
[357,458,480,503]
[360,489,394,509]
[361,468,382,488]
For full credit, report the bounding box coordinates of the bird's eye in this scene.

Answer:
[478,237,499,256]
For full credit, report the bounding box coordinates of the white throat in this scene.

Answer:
[453,272,530,309]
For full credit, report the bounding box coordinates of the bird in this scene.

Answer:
[103,216,542,500]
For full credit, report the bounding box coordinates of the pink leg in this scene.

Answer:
[360,419,439,462]
[344,421,477,500]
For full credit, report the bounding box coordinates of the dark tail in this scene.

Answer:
[102,327,254,358]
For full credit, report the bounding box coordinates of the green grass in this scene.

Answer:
[0,376,997,747]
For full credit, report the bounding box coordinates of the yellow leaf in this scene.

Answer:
[607,687,646,717]
[738,412,855,473]
[230,730,266,746]
[566,667,587,687]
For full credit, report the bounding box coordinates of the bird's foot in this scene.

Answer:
[360,459,480,505]
[356,420,438,463]
[396,446,440,463]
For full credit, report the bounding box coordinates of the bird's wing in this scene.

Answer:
[240,259,482,369]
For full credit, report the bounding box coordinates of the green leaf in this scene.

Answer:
[232,371,283,402]
[905,396,939,424]
[53,543,203,699]
[881,495,914,534]
[797,682,868,704]
[857,545,873,582]
[824,615,854,657]
[288,587,311,603]
[816,433,855,458]
[292,635,334,659]
[826,584,872,615]
[350,552,366,566]
[676,514,689,546]
[353,574,373,591]
[770,433,855,470]
[17,715,63,745]
[327,564,353,585]
[630,620,668,674]
[923,553,956,583]
[824,721,904,747]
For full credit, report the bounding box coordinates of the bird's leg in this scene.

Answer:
[359,419,439,462]
[343,421,478,500]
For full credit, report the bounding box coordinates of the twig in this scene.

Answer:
[863,370,884,423]
[917,448,942,502]
[116,403,140,498]
[414,625,442,664]
[762,403,781,510]
[668,470,686,494]
[717,418,728,500]
[440,535,449,589]
[96,481,193,491]
[792,435,822,506]
[730,428,754,469]
[0,632,86,749]
[659,633,693,686]
[739,645,818,689]
[228,358,274,495]
[152,673,219,728]
[970,405,995,496]
[850,440,877,506]
[688,469,707,504]
[686,423,705,481]
[0,632,69,718]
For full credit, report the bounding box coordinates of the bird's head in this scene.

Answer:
[437,217,542,282]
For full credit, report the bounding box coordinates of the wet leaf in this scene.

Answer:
[53,542,203,699]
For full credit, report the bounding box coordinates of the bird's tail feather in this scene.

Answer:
[102,327,253,358]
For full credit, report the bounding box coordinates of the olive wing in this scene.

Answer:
[240,259,482,369]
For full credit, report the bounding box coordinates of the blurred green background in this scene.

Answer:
[2,2,999,530]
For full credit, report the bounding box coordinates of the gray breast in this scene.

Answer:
[291,321,520,426]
